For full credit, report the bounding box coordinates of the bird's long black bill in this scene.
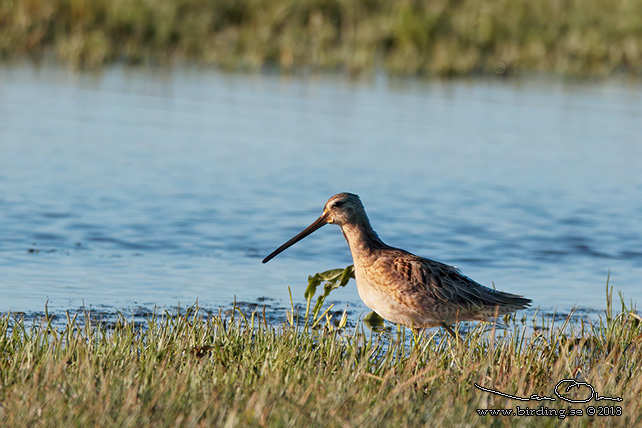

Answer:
[262,214,328,263]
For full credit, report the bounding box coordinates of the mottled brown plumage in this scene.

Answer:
[263,193,531,334]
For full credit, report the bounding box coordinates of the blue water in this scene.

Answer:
[1,64,641,324]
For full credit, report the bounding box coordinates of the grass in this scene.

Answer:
[0,282,641,426]
[2,0,642,76]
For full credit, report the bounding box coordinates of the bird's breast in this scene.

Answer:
[353,263,419,326]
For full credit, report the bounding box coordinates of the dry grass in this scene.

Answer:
[0,285,641,426]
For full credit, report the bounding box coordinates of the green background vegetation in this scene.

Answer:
[2,0,642,76]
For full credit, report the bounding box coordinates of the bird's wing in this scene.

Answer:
[383,251,526,310]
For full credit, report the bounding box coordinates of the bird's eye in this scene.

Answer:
[332,201,344,209]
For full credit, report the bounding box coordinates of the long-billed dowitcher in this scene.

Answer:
[263,193,531,335]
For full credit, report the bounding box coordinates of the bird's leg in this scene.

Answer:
[440,322,459,340]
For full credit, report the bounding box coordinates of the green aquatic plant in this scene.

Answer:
[304,264,354,323]
[284,265,354,329]
[362,310,385,329]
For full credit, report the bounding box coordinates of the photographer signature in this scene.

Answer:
[474,380,623,403]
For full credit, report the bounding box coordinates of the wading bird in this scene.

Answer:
[263,193,531,336]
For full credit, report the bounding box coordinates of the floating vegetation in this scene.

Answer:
[2,0,642,76]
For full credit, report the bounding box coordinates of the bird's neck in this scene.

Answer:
[339,220,387,259]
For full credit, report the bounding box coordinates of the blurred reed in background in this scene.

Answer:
[2,0,641,76]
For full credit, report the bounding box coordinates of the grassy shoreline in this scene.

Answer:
[1,292,641,426]
[2,0,642,77]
